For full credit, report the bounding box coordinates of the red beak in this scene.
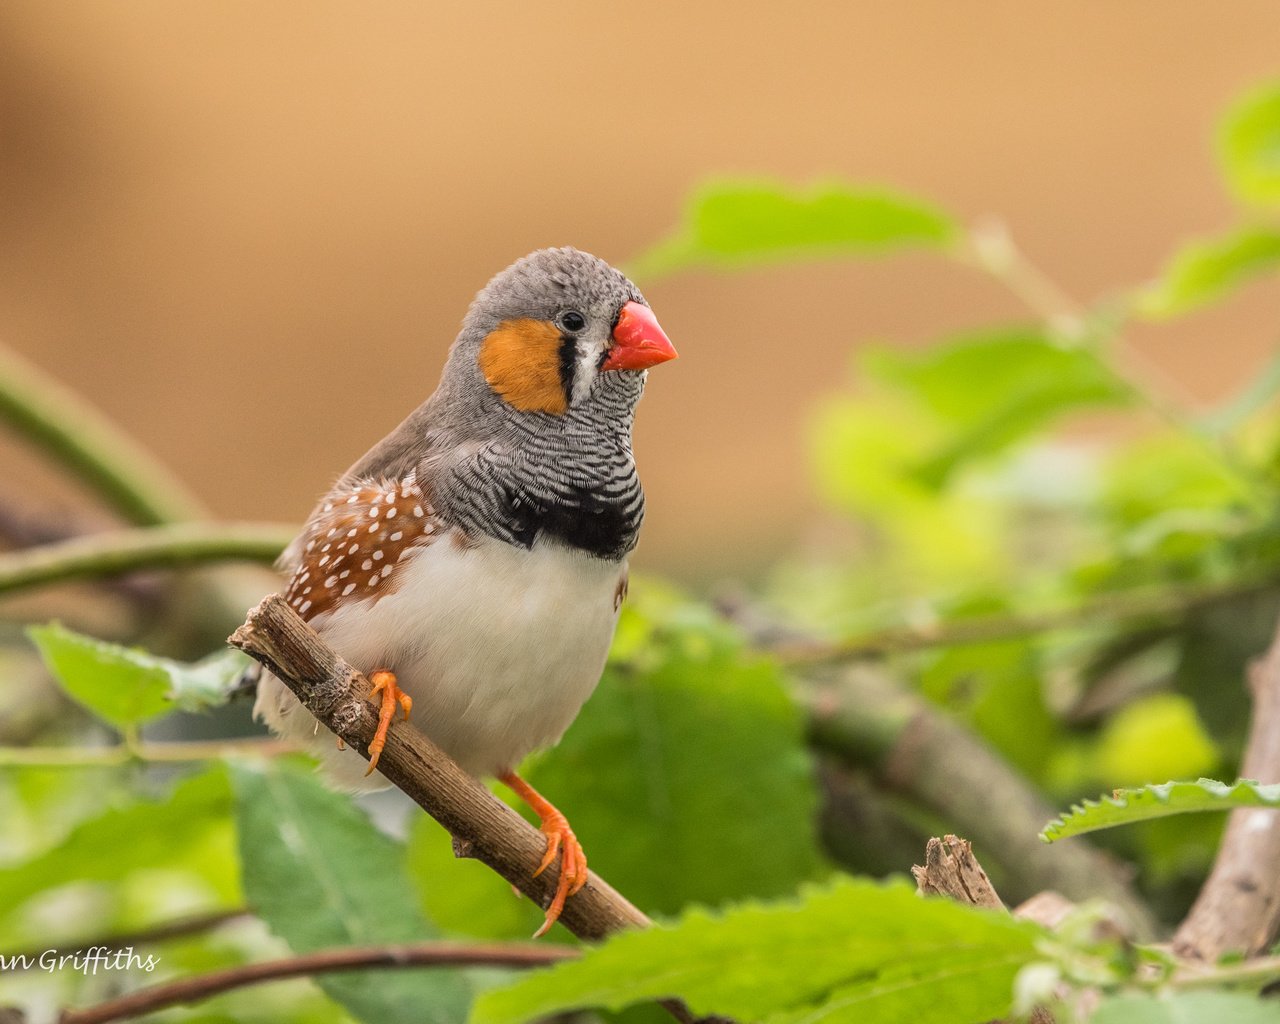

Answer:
[601,301,678,372]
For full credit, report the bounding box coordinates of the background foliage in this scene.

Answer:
[2,77,1280,1024]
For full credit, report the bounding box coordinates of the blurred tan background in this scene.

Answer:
[1,2,1278,580]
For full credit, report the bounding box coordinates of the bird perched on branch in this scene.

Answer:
[253,247,677,935]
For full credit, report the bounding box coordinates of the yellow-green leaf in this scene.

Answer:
[629,179,957,279]
[1138,226,1280,318]
[27,623,246,729]
[1220,80,1280,207]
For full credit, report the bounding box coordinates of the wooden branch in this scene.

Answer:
[807,666,1158,937]
[230,596,718,1024]
[911,835,1003,910]
[59,941,575,1024]
[1173,614,1280,960]
[230,594,650,942]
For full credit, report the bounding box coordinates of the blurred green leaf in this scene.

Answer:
[1095,694,1219,788]
[1042,778,1280,842]
[0,767,237,930]
[27,623,246,728]
[407,809,544,940]
[1093,990,1280,1023]
[1220,80,1280,207]
[470,877,1039,1024]
[1138,226,1280,318]
[629,179,957,278]
[864,327,1131,488]
[1103,434,1256,520]
[231,759,471,1024]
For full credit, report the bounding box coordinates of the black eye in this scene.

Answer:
[559,310,586,333]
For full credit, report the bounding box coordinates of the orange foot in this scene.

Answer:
[364,669,412,776]
[500,772,588,938]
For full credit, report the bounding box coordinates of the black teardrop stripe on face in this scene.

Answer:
[557,333,577,404]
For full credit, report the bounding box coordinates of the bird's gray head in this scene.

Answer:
[443,247,676,417]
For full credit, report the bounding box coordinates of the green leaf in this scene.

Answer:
[1092,990,1280,1024]
[407,809,544,940]
[533,585,822,915]
[629,179,957,279]
[0,767,237,929]
[470,877,1039,1024]
[1220,80,1280,207]
[1042,778,1280,842]
[231,759,471,1024]
[27,623,246,728]
[1138,226,1280,318]
[864,327,1132,487]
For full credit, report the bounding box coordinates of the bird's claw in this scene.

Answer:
[531,810,588,938]
[364,669,412,776]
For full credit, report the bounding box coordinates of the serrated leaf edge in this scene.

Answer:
[1041,778,1280,842]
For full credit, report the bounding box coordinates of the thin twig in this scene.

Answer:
[58,941,577,1024]
[2,909,252,969]
[0,738,293,768]
[228,595,709,1024]
[1172,953,1280,990]
[0,522,293,598]
[774,575,1277,665]
[0,343,207,527]
[959,222,1272,504]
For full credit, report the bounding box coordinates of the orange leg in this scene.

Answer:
[500,772,588,938]
[363,669,412,776]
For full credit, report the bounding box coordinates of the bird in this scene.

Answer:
[253,246,677,936]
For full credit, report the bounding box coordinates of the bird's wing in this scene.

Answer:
[281,470,446,622]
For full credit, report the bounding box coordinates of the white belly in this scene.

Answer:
[255,534,625,789]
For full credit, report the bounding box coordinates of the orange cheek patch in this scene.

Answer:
[478,319,569,415]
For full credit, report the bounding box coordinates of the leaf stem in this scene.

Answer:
[0,342,207,526]
[0,522,293,598]
[959,222,1272,503]
[773,574,1278,665]
[1172,953,1280,991]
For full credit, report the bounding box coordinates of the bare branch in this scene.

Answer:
[58,941,575,1024]
[230,594,649,941]
[1173,614,1280,960]
[912,835,1003,910]
[807,665,1158,937]
[773,576,1276,665]
[0,342,206,527]
[229,596,717,1024]
[2,910,250,970]
[0,522,291,597]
